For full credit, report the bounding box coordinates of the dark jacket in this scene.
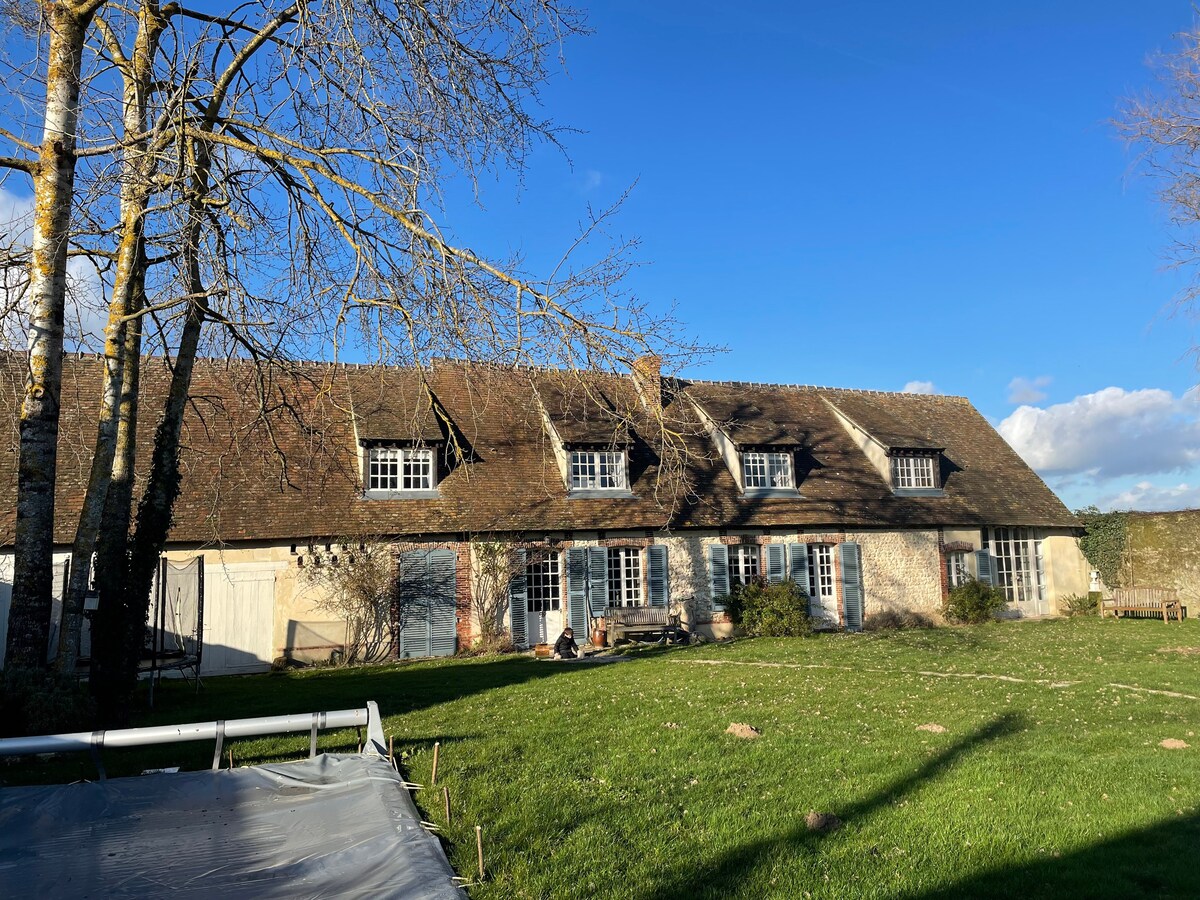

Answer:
[553,631,579,658]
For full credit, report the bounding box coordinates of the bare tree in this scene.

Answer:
[1121,24,1200,325]
[298,539,400,664]
[3,0,710,709]
[471,537,527,648]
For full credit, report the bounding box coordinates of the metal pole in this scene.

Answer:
[0,707,370,757]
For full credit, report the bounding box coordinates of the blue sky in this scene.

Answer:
[435,1,1200,512]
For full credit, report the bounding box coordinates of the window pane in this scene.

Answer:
[729,544,759,586]
[606,547,642,606]
[526,553,561,613]
[571,451,626,490]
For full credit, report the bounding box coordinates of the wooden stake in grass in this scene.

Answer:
[228,749,234,770]
[389,734,394,762]
[443,786,451,825]
[431,741,441,786]
[475,825,484,880]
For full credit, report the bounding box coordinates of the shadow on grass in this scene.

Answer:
[904,811,1200,899]
[635,712,1027,900]
[2,654,558,786]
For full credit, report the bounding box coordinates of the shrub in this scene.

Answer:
[864,608,938,631]
[943,578,1007,624]
[1060,593,1099,617]
[722,578,812,637]
[0,667,96,738]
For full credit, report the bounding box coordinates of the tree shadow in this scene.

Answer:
[903,810,1200,899]
[635,712,1027,900]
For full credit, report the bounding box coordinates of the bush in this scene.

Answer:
[722,578,812,637]
[0,667,96,738]
[864,608,938,631]
[1060,593,1099,617]
[943,578,1008,624]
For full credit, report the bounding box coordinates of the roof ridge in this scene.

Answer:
[683,377,969,402]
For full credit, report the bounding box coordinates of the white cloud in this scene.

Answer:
[902,380,936,394]
[1,186,107,352]
[1097,481,1200,512]
[1007,375,1052,404]
[998,386,1200,480]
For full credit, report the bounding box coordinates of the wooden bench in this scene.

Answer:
[1101,588,1185,623]
[605,606,680,642]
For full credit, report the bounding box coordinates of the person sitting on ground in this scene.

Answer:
[553,627,580,660]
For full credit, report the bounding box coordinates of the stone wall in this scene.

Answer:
[1124,510,1200,610]
[845,529,942,614]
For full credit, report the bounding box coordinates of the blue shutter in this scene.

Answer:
[647,545,669,608]
[508,549,528,647]
[566,548,589,637]
[974,549,993,585]
[765,544,786,583]
[397,551,431,658]
[588,546,608,616]
[708,544,729,608]
[428,549,458,657]
[839,542,864,631]
[789,543,809,595]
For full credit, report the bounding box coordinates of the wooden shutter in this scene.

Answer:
[974,549,993,585]
[508,549,528,647]
[647,545,669,608]
[708,544,729,607]
[397,550,431,658]
[789,543,809,594]
[428,549,458,657]
[765,544,786,583]
[839,542,864,631]
[566,548,589,636]
[587,546,608,616]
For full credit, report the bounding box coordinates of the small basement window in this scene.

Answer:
[366,446,436,495]
[569,450,627,492]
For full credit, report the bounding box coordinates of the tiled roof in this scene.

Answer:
[0,355,1077,546]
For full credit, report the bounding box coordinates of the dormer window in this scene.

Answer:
[890,452,938,490]
[742,451,794,490]
[569,450,627,491]
[366,446,436,496]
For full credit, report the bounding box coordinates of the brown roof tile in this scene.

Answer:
[0,356,1077,546]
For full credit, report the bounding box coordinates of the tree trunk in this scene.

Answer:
[90,298,143,723]
[122,307,202,690]
[8,5,93,670]
[58,4,165,672]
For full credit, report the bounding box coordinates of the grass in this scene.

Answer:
[6,617,1200,898]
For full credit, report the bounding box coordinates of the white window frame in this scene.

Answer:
[890,454,937,490]
[525,552,561,613]
[988,527,1045,605]
[729,544,760,587]
[807,544,836,605]
[569,450,628,492]
[946,550,970,588]
[742,451,794,490]
[607,547,643,607]
[366,446,436,495]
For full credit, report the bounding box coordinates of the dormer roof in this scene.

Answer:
[346,368,446,444]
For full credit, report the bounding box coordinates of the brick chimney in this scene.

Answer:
[631,354,662,413]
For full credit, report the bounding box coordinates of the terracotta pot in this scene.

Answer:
[591,627,608,648]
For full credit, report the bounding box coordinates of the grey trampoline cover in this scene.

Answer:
[0,753,464,899]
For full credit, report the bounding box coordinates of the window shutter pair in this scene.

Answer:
[398,549,458,657]
[562,545,671,619]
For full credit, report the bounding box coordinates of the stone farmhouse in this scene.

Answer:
[0,355,1089,674]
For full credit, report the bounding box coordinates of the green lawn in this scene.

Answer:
[9,617,1200,898]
